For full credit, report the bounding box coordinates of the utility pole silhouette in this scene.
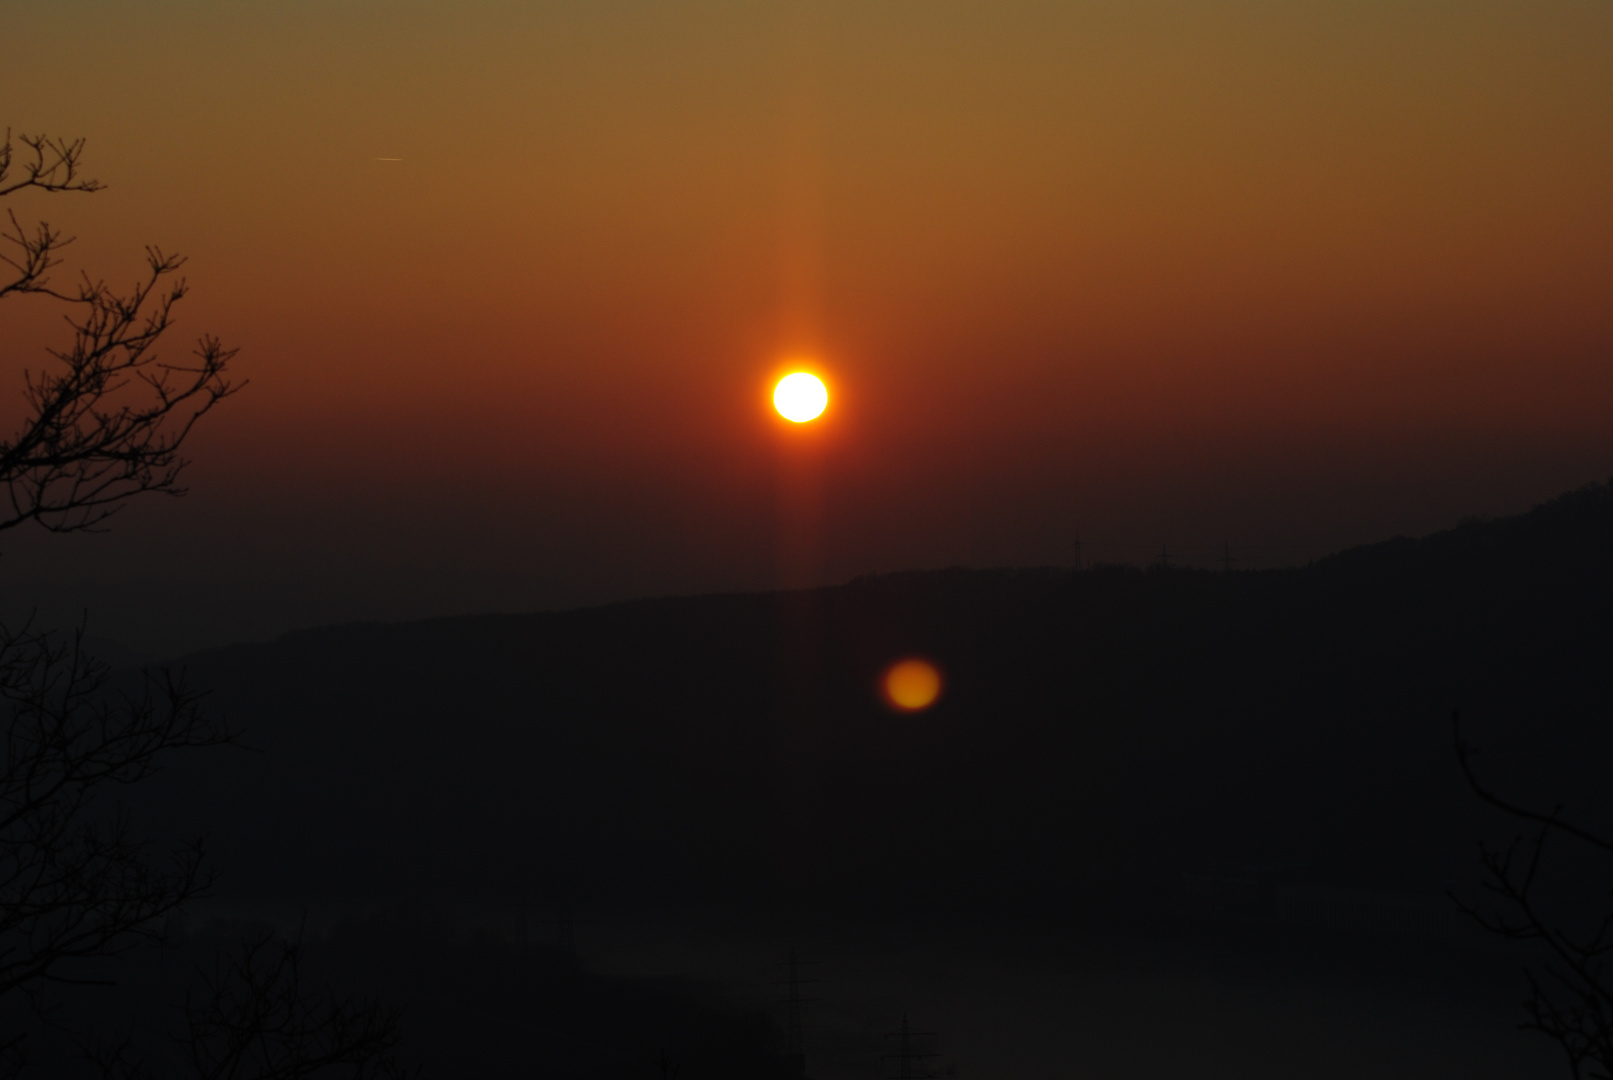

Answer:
[1073,533,1083,571]
[1222,541,1236,573]
[1156,543,1172,570]
[884,1014,939,1080]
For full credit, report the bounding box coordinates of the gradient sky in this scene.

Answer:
[3,0,1611,654]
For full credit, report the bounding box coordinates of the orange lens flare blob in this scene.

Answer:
[773,372,828,423]
[880,658,944,713]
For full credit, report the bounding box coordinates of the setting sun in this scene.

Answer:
[773,372,828,423]
[880,657,944,713]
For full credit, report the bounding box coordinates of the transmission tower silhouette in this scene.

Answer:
[884,1014,939,1080]
[775,947,819,1078]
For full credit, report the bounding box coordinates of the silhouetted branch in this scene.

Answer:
[0,133,103,201]
[0,211,70,304]
[0,129,238,535]
[1,131,102,304]
[0,128,411,1078]
[75,930,413,1080]
[1455,714,1613,857]
[181,931,412,1080]
[0,623,228,1001]
[1452,711,1613,1079]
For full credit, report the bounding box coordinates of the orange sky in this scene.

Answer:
[3,1,1611,653]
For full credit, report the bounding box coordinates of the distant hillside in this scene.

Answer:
[136,480,1613,921]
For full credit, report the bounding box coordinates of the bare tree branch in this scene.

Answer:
[1453,711,1613,1079]
[181,931,414,1080]
[0,623,228,1002]
[0,133,103,201]
[0,129,239,536]
[76,929,414,1080]
[0,132,102,305]
[1455,713,1613,857]
[0,128,413,1077]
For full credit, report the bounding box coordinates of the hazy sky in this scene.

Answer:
[3,1,1611,654]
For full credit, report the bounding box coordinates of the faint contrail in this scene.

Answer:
[374,157,403,162]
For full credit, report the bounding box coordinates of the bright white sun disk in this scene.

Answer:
[773,372,828,423]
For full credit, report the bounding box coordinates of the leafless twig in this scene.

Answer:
[0,622,228,1002]
[1453,711,1613,1079]
[0,129,238,535]
[181,930,413,1080]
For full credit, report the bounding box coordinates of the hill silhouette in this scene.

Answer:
[137,480,1613,926]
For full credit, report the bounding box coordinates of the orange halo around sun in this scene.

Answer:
[880,657,944,713]
[773,372,828,423]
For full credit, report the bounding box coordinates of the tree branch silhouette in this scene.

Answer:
[0,130,238,535]
[0,128,411,1077]
[83,930,411,1080]
[0,624,225,1002]
[1453,710,1613,1079]
[183,930,410,1080]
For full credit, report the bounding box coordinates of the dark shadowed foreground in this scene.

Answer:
[120,481,1613,1077]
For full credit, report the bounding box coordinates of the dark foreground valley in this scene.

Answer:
[34,481,1613,1077]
